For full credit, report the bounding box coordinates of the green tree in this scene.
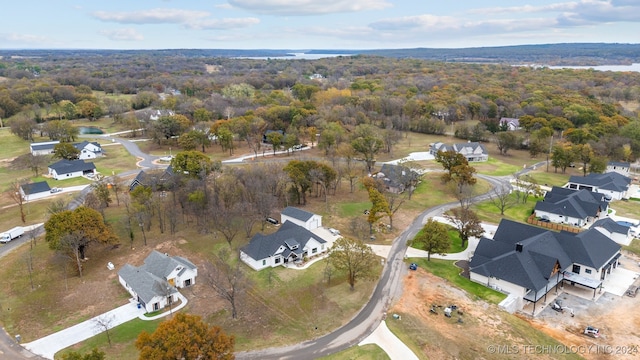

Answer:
[266,131,283,155]
[435,150,467,178]
[573,143,594,176]
[53,143,80,160]
[495,131,518,155]
[410,219,450,261]
[136,313,235,360]
[444,207,484,248]
[351,124,383,173]
[363,177,390,233]
[62,348,105,360]
[170,151,214,179]
[551,142,574,173]
[44,207,119,271]
[77,99,103,121]
[283,160,314,205]
[589,155,608,174]
[329,237,378,290]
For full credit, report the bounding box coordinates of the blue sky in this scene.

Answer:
[2,0,639,49]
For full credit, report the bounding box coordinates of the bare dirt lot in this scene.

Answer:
[391,258,640,360]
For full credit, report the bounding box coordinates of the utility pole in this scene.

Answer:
[546,134,554,172]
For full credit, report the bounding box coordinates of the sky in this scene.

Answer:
[1,0,639,50]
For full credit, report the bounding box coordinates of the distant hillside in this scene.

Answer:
[1,43,639,65]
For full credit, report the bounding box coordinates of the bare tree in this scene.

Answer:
[93,314,116,347]
[25,251,35,290]
[8,181,27,223]
[384,192,406,230]
[59,232,86,278]
[204,249,251,319]
[489,184,516,215]
[47,198,67,215]
[444,207,484,248]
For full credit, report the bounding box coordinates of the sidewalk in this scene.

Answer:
[23,293,187,359]
[359,320,418,360]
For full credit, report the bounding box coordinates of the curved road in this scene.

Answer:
[1,134,544,359]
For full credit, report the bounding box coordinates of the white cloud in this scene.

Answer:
[227,0,392,15]
[99,28,144,41]
[1,33,50,44]
[468,2,578,15]
[91,8,210,24]
[188,17,260,30]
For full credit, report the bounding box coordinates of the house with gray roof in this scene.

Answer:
[499,117,520,131]
[591,217,633,246]
[374,164,420,194]
[73,141,103,160]
[30,140,59,156]
[19,181,52,201]
[565,172,631,200]
[118,250,197,313]
[281,206,322,231]
[470,219,621,315]
[534,186,608,227]
[606,161,631,176]
[129,166,175,192]
[48,159,96,180]
[240,220,328,271]
[429,141,488,162]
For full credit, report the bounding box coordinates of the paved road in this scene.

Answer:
[236,174,512,359]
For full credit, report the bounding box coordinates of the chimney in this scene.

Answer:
[515,243,523,252]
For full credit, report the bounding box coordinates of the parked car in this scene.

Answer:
[584,326,600,338]
[266,217,279,225]
[50,187,62,193]
[328,228,340,236]
[409,263,418,271]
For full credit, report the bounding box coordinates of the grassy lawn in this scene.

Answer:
[411,227,466,254]
[55,318,162,360]
[472,193,540,224]
[410,258,506,304]
[473,157,521,176]
[611,199,640,219]
[623,238,640,257]
[319,344,390,360]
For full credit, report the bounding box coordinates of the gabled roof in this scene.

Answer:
[377,164,418,189]
[432,142,488,156]
[568,173,631,192]
[281,206,315,222]
[499,117,520,126]
[30,141,59,151]
[470,219,620,293]
[142,250,197,278]
[21,181,51,195]
[592,218,630,235]
[118,264,178,304]
[73,141,102,151]
[607,161,630,168]
[242,221,326,261]
[534,186,606,219]
[48,159,96,174]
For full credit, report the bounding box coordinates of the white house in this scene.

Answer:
[499,117,521,131]
[281,206,322,231]
[20,181,51,201]
[73,141,103,160]
[469,219,621,316]
[534,186,608,227]
[565,172,632,201]
[240,220,328,271]
[48,159,96,180]
[118,250,197,313]
[591,218,633,246]
[606,161,630,176]
[429,141,489,162]
[30,141,60,156]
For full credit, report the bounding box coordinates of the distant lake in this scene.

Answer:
[235,53,354,60]
[78,126,104,135]
[520,63,640,73]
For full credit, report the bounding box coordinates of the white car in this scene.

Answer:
[328,228,340,236]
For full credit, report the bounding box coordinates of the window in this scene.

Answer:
[572,264,581,274]
[585,269,592,274]
[275,257,281,264]
[153,303,159,311]
[262,259,266,266]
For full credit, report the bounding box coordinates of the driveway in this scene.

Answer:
[359,320,418,360]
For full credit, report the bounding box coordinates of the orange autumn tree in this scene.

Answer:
[136,313,235,360]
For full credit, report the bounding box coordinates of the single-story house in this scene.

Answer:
[591,218,633,246]
[129,166,175,192]
[429,141,489,162]
[147,109,175,121]
[118,250,197,313]
[30,141,60,156]
[469,219,621,315]
[20,181,51,201]
[240,220,328,271]
[534,186,608,227]
[281,206,322,231]
[499,117,520,131]
[606,161,631,176]
[73,141,103,160]
[565,172,631,200]
[374,164,420,194]
[48,159,96,180]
